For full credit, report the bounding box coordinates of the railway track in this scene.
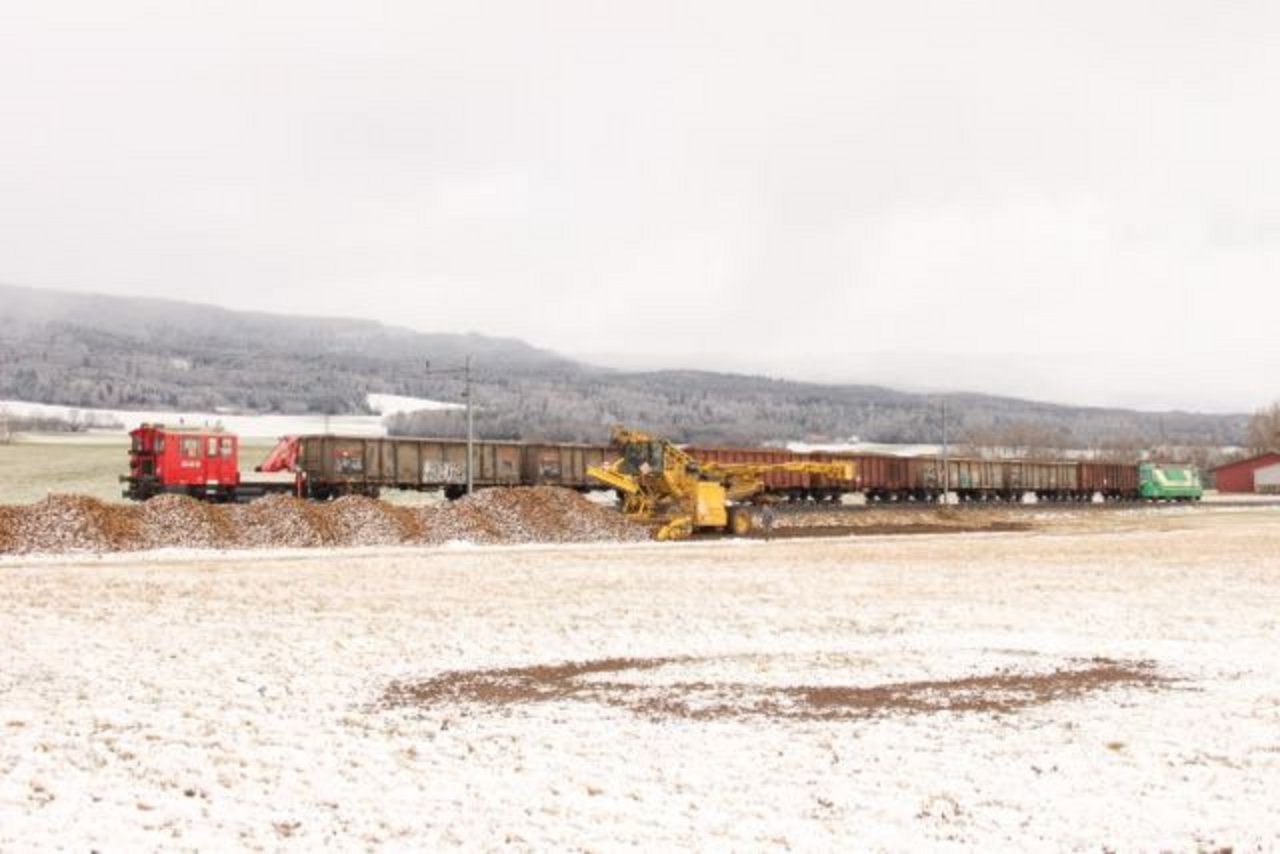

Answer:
[766,498,1280,516]
[703,497,1280,541]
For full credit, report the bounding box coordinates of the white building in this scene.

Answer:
[1255,462,1280,493]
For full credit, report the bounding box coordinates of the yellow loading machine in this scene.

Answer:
[587,426,855,540]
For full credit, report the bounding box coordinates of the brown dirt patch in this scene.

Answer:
[414,487,649,545]
[326,495,421,546]
[0,506,17,553]
[136,494,237,550]
[225,494,338,548]
[7,494,141,553]
[0,487,646,554]
[382,655,1166,722]
[794,659,1159,715]
[385,657,674,707]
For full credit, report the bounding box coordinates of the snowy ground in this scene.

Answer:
[0,393,458,439]
[2,510,1279,849]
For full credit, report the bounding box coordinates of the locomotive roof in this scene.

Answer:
[136,423,230,434]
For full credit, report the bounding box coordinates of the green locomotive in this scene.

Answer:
[1138,462,1203,501]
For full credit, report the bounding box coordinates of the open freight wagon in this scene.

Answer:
[293,435,612,499]
[686,444,1164,503]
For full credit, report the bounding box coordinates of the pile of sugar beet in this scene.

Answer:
[0,488,648,554]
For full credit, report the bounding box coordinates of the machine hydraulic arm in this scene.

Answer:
[586,426,854,540]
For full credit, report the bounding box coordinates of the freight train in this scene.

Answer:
[687,447,1203,503]
[121,424,612,502]
[121,423,1203,504]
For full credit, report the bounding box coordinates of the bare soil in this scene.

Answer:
[383,655,1165,721]
[0,487,648,553]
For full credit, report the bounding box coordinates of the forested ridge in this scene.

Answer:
[0,284,1248,447]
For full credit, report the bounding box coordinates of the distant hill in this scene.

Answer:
[0,284,1248,448]
[0,283,569,415]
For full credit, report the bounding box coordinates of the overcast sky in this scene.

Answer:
[1,1,1276,412]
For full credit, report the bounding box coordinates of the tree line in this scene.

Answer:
[1247,401,1280,454]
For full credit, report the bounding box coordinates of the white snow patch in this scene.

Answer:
[785,440,943,456]
[364,393,462,416]
[2,516,1279,849]
[0,399,386,438]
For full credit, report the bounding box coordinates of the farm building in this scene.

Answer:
[1210,453,1280,492]
[1256,462,1280,494]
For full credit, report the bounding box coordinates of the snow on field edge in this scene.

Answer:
[0,393,460,439]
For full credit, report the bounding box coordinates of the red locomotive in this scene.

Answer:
[121,424,293,502]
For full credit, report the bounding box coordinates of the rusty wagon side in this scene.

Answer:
[295,435,612,499]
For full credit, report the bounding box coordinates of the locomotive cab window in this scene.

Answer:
[221,437,235,457]
[180,437,200,458]
[207,437,219,457]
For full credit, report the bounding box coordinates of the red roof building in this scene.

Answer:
[1210,453,1280,493]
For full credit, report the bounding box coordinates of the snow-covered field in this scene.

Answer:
[0,394,459,439]
[2,510,1279,849]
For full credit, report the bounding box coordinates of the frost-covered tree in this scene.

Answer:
[1246,401,1280,453]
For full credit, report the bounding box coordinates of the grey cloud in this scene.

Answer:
[1,0,1276,411]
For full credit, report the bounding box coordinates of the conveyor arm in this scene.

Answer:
[586,463,641,494]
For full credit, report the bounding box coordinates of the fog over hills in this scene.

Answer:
[0,284,1247,447]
